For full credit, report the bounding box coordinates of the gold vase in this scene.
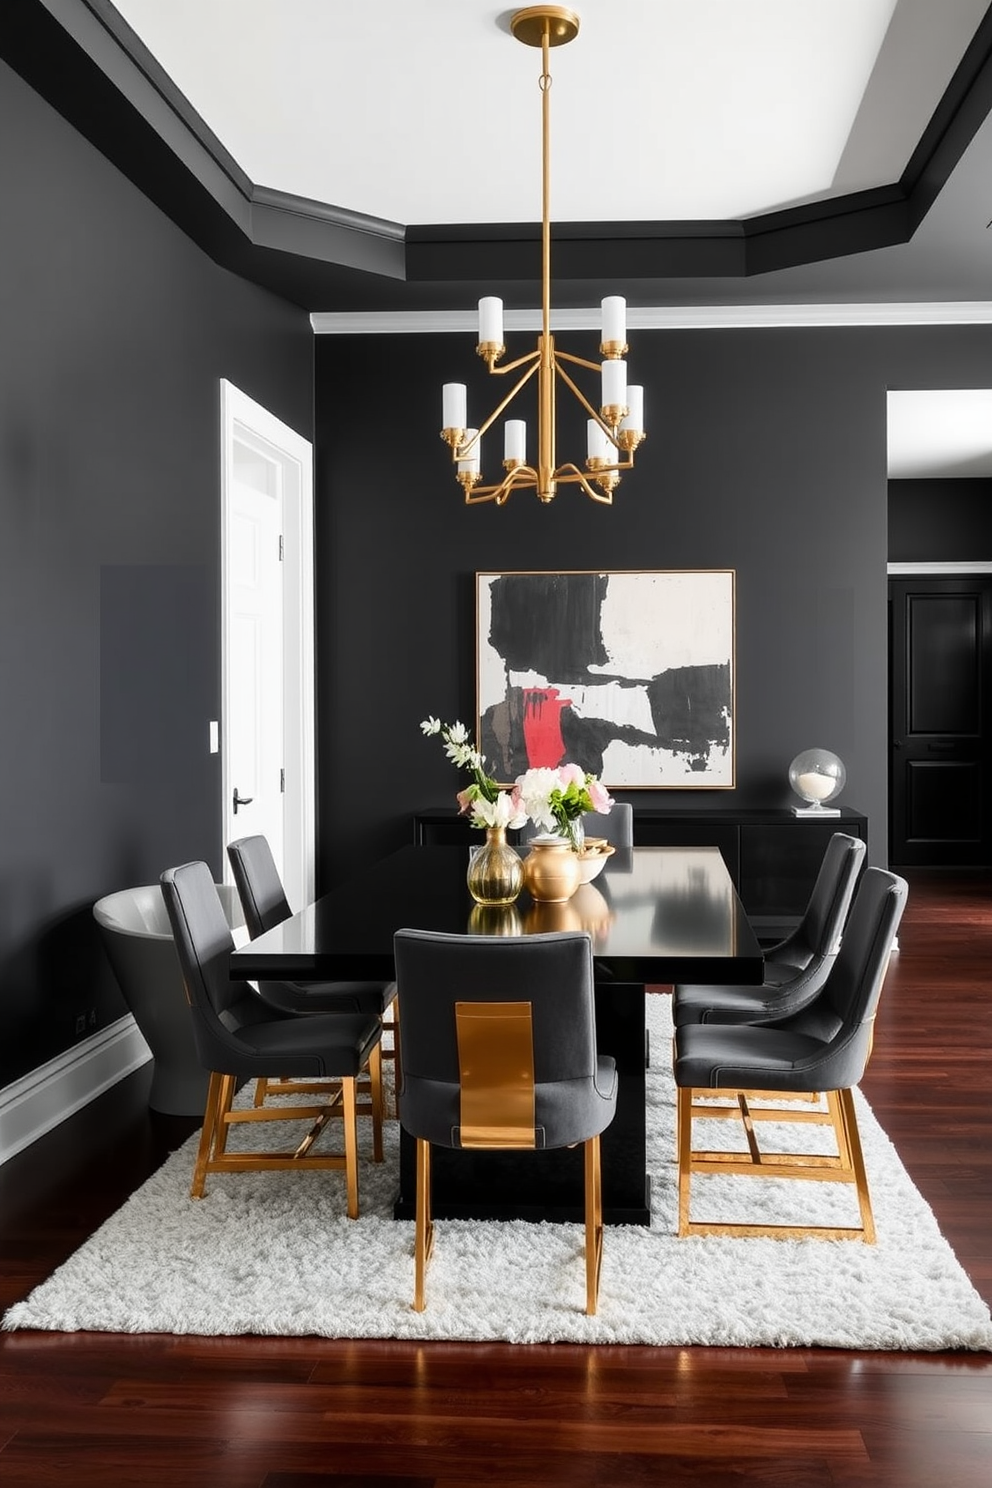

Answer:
[521,839,582,903]
[466,827,523,906]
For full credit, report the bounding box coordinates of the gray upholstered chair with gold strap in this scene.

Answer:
[672,831,866,1028]
[673,866,907,1242]
[392,928,618,1314]
[161,860,384,1215]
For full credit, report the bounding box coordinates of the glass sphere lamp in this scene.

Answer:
[788,748,846,816]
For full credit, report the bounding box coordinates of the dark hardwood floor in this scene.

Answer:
[1,869,990,1487]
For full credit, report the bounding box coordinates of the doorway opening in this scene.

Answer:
[887,389,992,868]
[220,381,315,909]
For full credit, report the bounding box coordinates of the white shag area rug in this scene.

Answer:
[6,997,992,1350]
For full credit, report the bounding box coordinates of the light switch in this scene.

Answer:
[209,720,219,754]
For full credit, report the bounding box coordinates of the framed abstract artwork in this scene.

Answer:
[476,570,735,788]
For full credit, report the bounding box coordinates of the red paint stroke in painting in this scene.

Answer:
[522,687,572,767]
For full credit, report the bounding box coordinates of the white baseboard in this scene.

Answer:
[0,1016,152,1166]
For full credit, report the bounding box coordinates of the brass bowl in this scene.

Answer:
[576,843,615,883]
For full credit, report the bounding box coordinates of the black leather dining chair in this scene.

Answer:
[672,831,866,1027]
[392,928,618,1314]
[227,833,400,1109]
[673,866,907,1242]
[161,860,384,1215]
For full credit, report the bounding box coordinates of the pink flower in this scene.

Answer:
[456,787,475,815]
[588,779,614,814]
[557,762,585,787]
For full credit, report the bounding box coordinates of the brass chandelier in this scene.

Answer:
[440,6,645,506]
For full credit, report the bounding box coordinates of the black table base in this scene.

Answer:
[393,982,652,1227]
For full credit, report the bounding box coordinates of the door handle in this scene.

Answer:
[233,788,254,814]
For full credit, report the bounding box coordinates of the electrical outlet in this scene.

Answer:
[74,1014,86,1036]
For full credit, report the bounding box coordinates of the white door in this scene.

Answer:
[221,382,315,910]
[228,454,285,864]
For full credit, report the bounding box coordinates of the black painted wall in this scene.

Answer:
[314,324,992,893]
[0,61,313,1088]
[889,477,992,560]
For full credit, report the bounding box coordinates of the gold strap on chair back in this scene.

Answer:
[455,1001,536,1148]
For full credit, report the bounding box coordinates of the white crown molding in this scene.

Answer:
[311,302,992,335]
[0,1016,151,1165]
[888,561,992,574]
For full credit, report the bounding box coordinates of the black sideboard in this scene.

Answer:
[412,806,868,934]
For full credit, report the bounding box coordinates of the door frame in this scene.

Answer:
[220,379,315,909]
[887,563,992,866]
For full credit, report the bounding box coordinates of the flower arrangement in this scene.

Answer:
[512,763,615,849]
[420,717,527,831]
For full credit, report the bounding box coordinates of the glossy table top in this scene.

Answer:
[231,844,764,986]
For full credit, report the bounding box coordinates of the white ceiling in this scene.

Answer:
[888,390,992,477]
[112,0,988,226]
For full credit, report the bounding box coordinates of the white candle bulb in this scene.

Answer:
[442,383,467,429]
[458,429,481,474]
[601,359,627,412]
[504,419,527,463]
[621,384,644,432]
[478,297,503,345]
[587,419,611,461]
[601,296,626,345]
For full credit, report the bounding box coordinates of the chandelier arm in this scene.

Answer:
[552,360,621,447]
[463,464,539,506]
[456,361,542,457]
[487,348,542,376]
[553,349,601,373]
[552,464,615,505]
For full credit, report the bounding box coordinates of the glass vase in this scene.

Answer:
[466,826,523,906]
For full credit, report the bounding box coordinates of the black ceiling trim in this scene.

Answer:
[899,0,992,231]
[78,0,253,199]
[3,0,992,307]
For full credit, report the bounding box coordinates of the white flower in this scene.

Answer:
[445,739,479,768]
[471,791,528,831]
[513,767,562,832]
[447,721,470,744]
[420,716,441,735]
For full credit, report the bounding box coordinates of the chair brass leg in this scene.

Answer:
[368,1043,385,1162]
[584,1134,603,1315]
[837,1085,876,1243]
[414,1137,433,1311]
[213,1073,237,1157]
[677,1086,693,1236]
[190,1071,225,1198]
[342,1076,359,1219]
[737,1093,762,1164]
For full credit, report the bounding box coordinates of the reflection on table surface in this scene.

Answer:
[468,883,614,941]
[592,845,738,958]
[230,844,763,987]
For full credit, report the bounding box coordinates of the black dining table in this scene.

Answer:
[231,843,764,1226]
